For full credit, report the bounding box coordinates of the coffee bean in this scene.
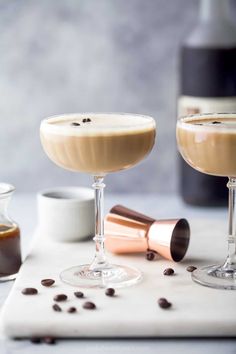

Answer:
[226,269,234,274]
[212,121,221,124]
[71,122,80,126]
[146,251,155,261]
[105,288,115,297]
[67,307,77,313]
[41,279,55,287]
[158,298,172,309]
[52,304,62,312]
[163,268,174,276]
[43,336,56,345]
[186,265,197,273]
[53,294,67,302]
[82,118,91,123]
[22,288,38,295]
[74,291,84,298]
[30,337,41,344]
[83,301,96,310]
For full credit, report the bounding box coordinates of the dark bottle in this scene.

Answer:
[178,0,236,206]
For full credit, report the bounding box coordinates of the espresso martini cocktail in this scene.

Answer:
[177,114,236,177]
[40,113,155,174]
[177,113,236,289]
[40,113,156,288]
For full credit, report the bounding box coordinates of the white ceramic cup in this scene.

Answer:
[37,187,95,242]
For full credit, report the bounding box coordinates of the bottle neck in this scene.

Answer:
[200,0,230,22]
[184,0,236,47]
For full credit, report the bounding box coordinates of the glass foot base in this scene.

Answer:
[60,264,142,288]
[192,265,236,290]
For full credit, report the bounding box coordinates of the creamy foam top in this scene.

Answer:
[41,113,156,136]
[178,114,236,132]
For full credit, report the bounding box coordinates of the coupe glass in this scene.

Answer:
[40,113,156,288]
[177,113,236,290]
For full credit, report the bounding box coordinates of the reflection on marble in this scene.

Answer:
[0,0,235,193]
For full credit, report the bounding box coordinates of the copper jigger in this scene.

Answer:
[105,205,190,262]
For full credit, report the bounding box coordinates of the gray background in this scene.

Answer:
[0,0,235,194]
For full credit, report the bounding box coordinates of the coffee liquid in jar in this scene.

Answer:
[0,184,22,281]
[0,224,21,278]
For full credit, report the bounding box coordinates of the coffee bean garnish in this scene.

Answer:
[158,298,172,309]
[146,251,155,261]
[163,268,174,276]
[83,301,96,310]
[53,294,67,302]
[71,122,80,126]
[67,306,77,313]
[30,337,41,344]
[82,118,91,123]
[43,336,56,345]
[41,279,55,287]
[22,287,38,295]
[105,288,115,297]
[212,121,221,124]
[74,291,84,298]
[186,265,197,272]
[52,303,62,312]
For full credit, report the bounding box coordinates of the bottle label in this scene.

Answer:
[178,96,236,117]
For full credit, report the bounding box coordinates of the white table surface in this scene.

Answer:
[0,192,236,354]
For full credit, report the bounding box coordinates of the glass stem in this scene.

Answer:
[90,175,107,270]
[225,177,236,269]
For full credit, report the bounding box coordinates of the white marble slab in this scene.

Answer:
[1,216,235,338]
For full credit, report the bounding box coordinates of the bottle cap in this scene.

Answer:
[105,205,190,262]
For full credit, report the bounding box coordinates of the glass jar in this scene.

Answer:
[0,183,21,281]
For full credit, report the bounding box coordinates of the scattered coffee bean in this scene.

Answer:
[158,298,172,309]
[22,287,38,295]
[226,269,234,274]
[146,251,155,261]
[105,288,115,297]
[83,301,96,310]
[43,336,56,345]
[30,337,41,344]
[71,122,80,126]
[212,121,221,124]
[52,304,62,312]
[186,265,197,273]
[67,306,77,313]
[163,268,175,276]
[41,279,55,287]
[53,294,67,302]
[74,291,84,298]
